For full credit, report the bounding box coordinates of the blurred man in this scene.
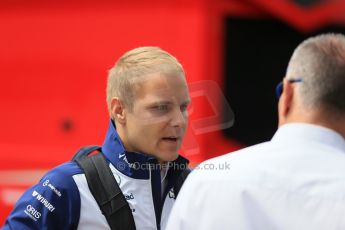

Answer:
[4,47,190,229]
[167,33,345,230]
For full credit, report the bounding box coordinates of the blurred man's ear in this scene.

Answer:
[110,97,126,124]
[278,78,294,126]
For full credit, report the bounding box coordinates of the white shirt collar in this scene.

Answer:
[272,123,345,152]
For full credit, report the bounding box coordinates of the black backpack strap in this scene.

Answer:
[173,168,191,198]
[75,153,136,230]
[72,145,102,161]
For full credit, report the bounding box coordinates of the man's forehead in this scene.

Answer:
[142,90,190,103]
[134,73,185,85]
[133,73,189,97]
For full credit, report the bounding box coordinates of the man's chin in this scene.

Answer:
[159,152,179,163]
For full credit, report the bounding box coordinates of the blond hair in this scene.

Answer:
[106,46,185,116]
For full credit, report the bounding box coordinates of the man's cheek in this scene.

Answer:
[140,116,170,125]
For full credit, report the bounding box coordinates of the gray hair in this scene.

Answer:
[106,46,185,116]
[286,33,345,114]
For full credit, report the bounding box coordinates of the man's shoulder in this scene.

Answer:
[48,161,83,177]
[199,141,271,166]
[34,161,83,201]
[3,161,82,229]
[40,161,83,185]
[189,141,274,181]
[28,161,85,202]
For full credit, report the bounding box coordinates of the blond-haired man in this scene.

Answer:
[4,47,191,230]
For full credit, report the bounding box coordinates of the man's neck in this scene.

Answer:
[281,109,345,139]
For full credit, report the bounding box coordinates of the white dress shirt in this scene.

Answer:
[166,123,345,230]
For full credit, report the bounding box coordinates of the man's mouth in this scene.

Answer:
[162,136,179,142]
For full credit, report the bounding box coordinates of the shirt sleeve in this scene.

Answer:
[2,162,81,230]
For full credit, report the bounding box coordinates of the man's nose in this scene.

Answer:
[171,108,187,127]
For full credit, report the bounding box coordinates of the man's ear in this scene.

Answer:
[110,97,126,124]
[278,78,294,123]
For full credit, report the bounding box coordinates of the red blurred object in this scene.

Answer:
[1,0,345,225]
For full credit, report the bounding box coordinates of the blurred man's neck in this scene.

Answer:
[280,108,345,139]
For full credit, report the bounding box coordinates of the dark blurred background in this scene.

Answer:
[1,0,345,222]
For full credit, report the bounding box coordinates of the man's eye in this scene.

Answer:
[180,104,188,112]
[155,105,168,111]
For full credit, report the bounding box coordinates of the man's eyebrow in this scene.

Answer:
[150,100,190,105]
[150,101,174,105]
